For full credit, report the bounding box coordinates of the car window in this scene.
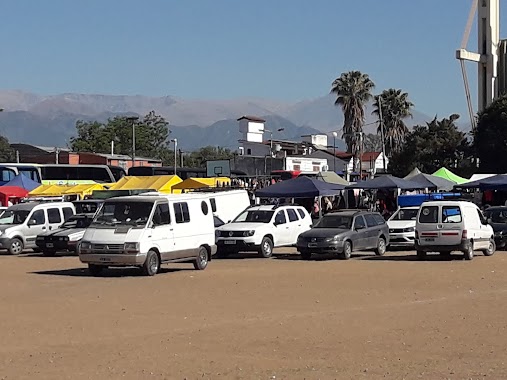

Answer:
[153,203,170,226]
[47,208,62,224]
[63,207,75,220]
[31,210,46,225]
[364,214,377,228]
[287,208,299,222]
[297,208,306,219]
[173,202,190,224]
[275,210,287,225]
[373,214,386,225]
[353,216,366,229]
[442,206,462,223]
[419,206,439,223]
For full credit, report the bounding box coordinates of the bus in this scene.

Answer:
[128,166,246,180]
[0,164,125,185]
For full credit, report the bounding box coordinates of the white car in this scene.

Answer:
[216,204,312,258]
[387,206,419,248]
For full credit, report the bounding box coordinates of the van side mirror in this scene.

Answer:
[27,219,37,226]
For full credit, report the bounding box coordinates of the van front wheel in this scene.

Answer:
[8,238,23,255]
[142,250,160,276]
[193,246,209,270]
[483,239,496,257]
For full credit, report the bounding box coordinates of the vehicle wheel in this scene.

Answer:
[300,250,312,260]
[341,241,352,260]
[483,239,496,257]
[8,238,24,255]
[416,250,426,260]
[374,237,386,256]
[88,264,104,277]
[142,250,160,276]
[193,246,209,270]
[259,236,273,258]
[463,243,474,261]
[42,250,56,257]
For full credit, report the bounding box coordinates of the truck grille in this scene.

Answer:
[389,228,404,233]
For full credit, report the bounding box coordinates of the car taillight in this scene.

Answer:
[462,230,468,239]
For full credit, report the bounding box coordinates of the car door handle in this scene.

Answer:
[42,227,46,230]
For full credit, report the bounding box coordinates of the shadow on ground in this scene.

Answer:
[30,267,193,277]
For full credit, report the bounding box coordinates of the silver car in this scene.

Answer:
[297,210,390,260]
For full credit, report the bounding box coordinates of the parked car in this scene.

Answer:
[215,204,312,258]
[483,206,507,249]
[415,200,495,260]
[0,202,75,255]
[73,199,104,215]
[78,193,217,276]
[36,213,94,256]
[297,210,389,260]
[387,206,419,248]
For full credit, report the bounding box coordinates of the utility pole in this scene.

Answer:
[171,139,178,176]
[126,116,139,167]
[179,149,184,167]
[378,96,386,172]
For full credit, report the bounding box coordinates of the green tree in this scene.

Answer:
[185,146,234,167]
[373,89,414,156]
[474,95,507,173]
[331,71,375,166]
[389,114,472,177]
[0,135,15,162]
[70,111,172,160]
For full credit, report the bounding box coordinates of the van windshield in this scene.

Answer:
[0,210,30,225]
[92,201,154,227]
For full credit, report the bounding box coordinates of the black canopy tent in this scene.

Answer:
[406,173,456,191]
[454,174,507,190]
[255,176,345,198]
[346,175,427,190]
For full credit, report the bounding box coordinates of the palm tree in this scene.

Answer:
[373,89,413,157]
[331,71,375,168]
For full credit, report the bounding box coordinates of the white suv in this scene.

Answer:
[216,204,312,258]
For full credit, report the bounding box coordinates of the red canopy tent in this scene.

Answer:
[0,186,28,207]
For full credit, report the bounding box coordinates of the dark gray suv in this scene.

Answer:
[297,210,390,260]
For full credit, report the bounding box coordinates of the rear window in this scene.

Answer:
[372,214,386,225]
[364,214,378,227]
[287,208,299,222]
[442,206,462,223]
[297,208,306,219]
[419,206,439,223]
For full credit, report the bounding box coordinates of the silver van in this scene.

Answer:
[0,202,75,254]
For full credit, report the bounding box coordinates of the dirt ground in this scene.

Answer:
[1,248,507,380]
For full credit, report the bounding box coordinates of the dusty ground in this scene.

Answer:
[1,248,507,380]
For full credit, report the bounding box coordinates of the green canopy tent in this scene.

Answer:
[432,167,468,185]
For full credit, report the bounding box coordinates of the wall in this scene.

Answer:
[230,155,284,176]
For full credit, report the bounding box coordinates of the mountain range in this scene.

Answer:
[0,90,444,152]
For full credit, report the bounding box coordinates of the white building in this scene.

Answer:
[237,116,271,157]
[345,152,389,176]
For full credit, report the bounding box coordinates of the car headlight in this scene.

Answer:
[124,242,140,253]
[243,230,255,237]
[403,227,415,233]
[80,241,91,250]
[216,230,222,237]
[36,236,44,241]
[326,235,342,242]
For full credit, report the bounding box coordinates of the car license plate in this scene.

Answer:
[99,257,111,262]
[308,243,318,247]
[424,238,435,242]
[46,243,54,248]
[224,240,236,245]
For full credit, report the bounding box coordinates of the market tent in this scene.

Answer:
[468,173,496,182]
[432,167,468,184]
[406,173,456,191]
[404,167,422,180]
[3,174,41,191]
[316,171,349,186]
[0,186,28,206]
[29,184,71,197]
[108,175,182,193]
[454,174,507,190]
[62,184,106,198]
[256,176,345,198]
[172,177,231,191]
[346,175,427,190]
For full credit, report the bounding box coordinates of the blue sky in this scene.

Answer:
[0,0,504,119]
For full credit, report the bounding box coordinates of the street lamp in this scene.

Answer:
[170,138,178,176]
[126,116,139,167]
[332,131,338,173]
[265,128,284,172]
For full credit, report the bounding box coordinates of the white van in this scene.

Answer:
[415,200,495,260]
[0,202,76,254]
[78,194,217,276]
[207,189,251,224]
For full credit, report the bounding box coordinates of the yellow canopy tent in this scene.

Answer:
[29,184,71,197]
[62,184,106,198]
[108,175,183,193]
[171,177,231,192]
